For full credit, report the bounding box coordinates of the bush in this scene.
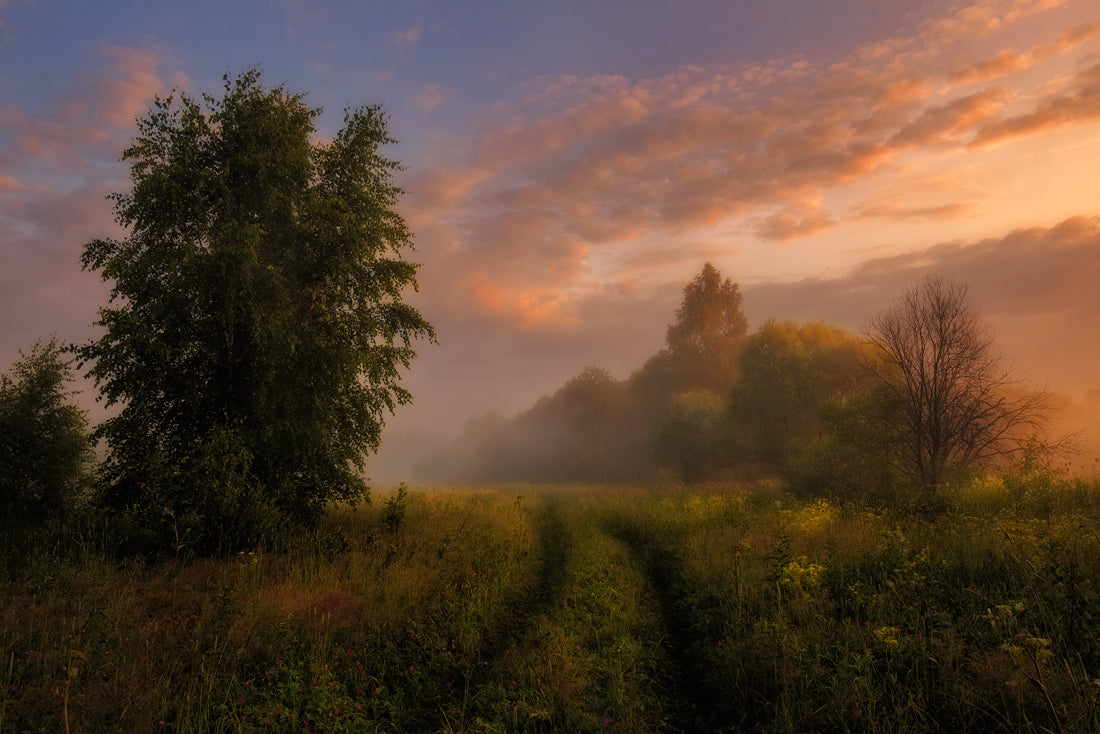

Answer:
[650,390,729,483]
[787,393,903,505]
[0,339,94,525]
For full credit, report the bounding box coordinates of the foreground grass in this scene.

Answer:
[2,474,1100,732]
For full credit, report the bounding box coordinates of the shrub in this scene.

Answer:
[0,339,94,525]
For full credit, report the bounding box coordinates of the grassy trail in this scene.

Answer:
[440,490,672,732]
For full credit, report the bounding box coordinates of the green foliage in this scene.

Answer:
[379,483,410,532]
[77,69,434,552]
[788,391,904,503]
[651,390,728,483]
[730,320,869,470]
[0,339,94,525]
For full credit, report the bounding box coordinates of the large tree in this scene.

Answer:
[665,262,749,393]
[630,262,749,412]
[79,70,434,550]
[866,277,1048,489]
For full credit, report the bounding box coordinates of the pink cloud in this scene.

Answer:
[408,83,449,111]
[390,24,422,52]
[0,43,186,175]
[0,44,184,372]
[0,173,23,191]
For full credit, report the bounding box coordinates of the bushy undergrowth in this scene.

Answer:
[2,474,1099,732]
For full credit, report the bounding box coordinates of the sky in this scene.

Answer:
[2,0,1099,480]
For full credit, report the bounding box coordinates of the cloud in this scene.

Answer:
[971,59,1100,146]
[744,216,1100,392]
[950,21,1100,84]
[0,44,183,372]
[408,83,449,111]
[0,43,186,176]
[397,0,1100,331]
[754,201,836,242]
[889,88,1010,146]
[390,24,422,52]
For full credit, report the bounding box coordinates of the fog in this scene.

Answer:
[370,265,1100,485]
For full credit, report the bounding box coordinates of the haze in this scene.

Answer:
[2,0,1098,481]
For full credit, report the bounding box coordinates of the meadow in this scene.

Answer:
[3,472,1100,733]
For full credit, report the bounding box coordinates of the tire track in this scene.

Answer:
[604,517,740,733]
[434,490,574,730]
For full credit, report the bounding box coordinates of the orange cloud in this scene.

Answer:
[744,216,1100,393]
[0,173,24,192]
[754,202,836,242]
[402,0,1100,329]
[971,59,1100,146]
[950,21,1100,84]
[465,273,576,329]
[890,88,1010,146]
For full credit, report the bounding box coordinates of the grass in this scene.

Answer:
[2,475,1100,732]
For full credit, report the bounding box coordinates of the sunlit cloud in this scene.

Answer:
[399,1,1100,332]
[889,88,1010,146]
[951,21,1100,84]
[971,59,1100,145]
[0,43,186,174]
[0,173,23,191]
[753,201,836,243]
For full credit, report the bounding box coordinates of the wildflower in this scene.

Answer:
[875,626,901,646]
[780,557,826,591]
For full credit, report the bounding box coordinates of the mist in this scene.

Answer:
[374,262,1097,486]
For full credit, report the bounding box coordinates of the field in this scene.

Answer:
[3,475,1100,733]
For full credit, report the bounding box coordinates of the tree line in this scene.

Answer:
[420,264,1056,504]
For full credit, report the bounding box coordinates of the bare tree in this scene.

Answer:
[866,277,1050,489]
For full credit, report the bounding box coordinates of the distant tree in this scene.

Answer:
[866,277,1049,490]
[447,367,637,483]
[629,262,749,419]
[0,339,94,524]
[550,367,633,480]
[729,321,869,470]
[78,69,434,552]
[665,262,749,394]
[651,390,728,484]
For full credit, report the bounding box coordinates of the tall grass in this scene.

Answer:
[2,475,1099,732]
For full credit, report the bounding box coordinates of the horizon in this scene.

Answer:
[2,0,1099,480]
